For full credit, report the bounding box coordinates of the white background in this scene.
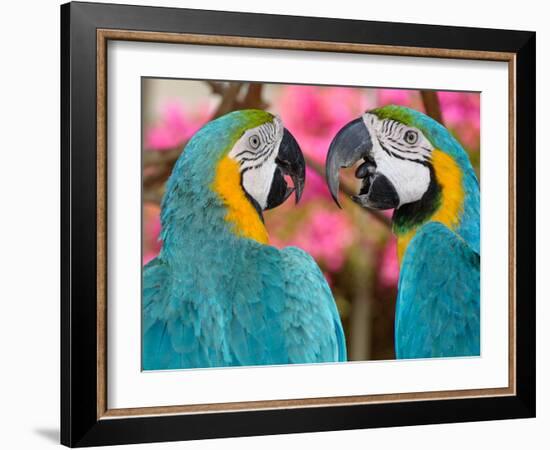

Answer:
[109,42,509,409]
[0,0,546,449]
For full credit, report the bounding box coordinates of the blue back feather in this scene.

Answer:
[395,223,480,358]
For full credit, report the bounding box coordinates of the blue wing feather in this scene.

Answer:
[280,247,347,363]
[395,222,480,359]
[142,245,346,370]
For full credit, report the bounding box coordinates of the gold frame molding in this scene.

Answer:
[96,29,517,420]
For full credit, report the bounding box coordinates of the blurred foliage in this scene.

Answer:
[142,81,480,361]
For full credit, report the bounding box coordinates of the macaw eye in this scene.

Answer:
[404,130,418,145]
[249,135,261,149]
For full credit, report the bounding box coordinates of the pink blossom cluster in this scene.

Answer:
[270,209,356,273]
[276,85,369,202]
[439,92,480,150]
[145,101,212,151]
[143,203,161,265]
[379,236,399,288]
[377,89,423,110]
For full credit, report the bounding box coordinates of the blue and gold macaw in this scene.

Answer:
[326,105,479,359]
[143,110,346,370]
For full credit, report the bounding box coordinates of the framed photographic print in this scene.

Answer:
[61,1,536,447]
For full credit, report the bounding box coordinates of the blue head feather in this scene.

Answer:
[159,109,274,259]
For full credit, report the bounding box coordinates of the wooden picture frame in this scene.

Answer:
[61,1,535,446]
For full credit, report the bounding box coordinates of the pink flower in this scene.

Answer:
[438,92,480,150]
[300,168,331,203]
[143,203,161,265]
[145,101,212,151]
[275,85,369,201]
[271,209,355,273]
[379,236,399,288]
[377,89,414,107]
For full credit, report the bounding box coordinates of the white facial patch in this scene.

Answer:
[362,113,432,207]
[228,116,283,209]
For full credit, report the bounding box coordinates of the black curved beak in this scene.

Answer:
[326,117,400,210]
[325,118,373,208]
[265,128,305,210]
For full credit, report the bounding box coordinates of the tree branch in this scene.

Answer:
[241,83,268,110]
[206,81,226,96]
[420,90,443,123]
[212,82,243,118]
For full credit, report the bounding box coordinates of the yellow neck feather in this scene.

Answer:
[211,156,269,244]
[396,149,464,264]
[397,231,414,264]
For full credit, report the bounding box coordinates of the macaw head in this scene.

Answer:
[164,109,304,244]
[219,110,305,212]
[326,104,476,213]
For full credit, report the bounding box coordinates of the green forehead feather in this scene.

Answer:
[192,109,276,159]
[230,109,275,131]
[218,109,275,146]
[370,105,418,127]
[170,109,277,184]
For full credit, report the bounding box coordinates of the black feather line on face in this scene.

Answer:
[238,141,279,217]
[238,142,271,164]
[386,141,426,156]
[258,127,270,143]
[387,136,412,147]
[379,141,430,167]
[234,148,260,159]
[253,144,277,169]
